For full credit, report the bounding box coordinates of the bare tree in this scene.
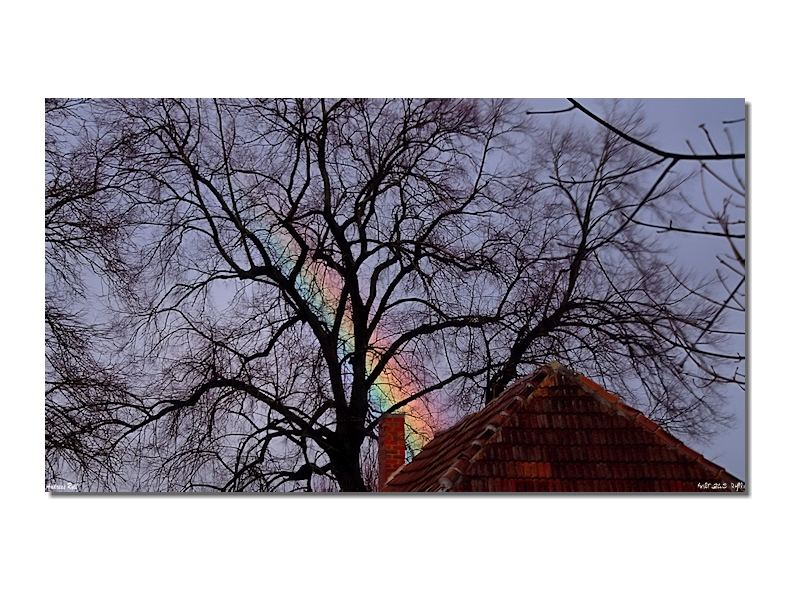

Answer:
[45,98,744,491]
[557,99,745,390]
[45,98,146,488]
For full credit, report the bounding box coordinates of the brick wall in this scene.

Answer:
[378,413,405,490]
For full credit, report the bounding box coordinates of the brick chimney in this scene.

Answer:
[377,413,405,490]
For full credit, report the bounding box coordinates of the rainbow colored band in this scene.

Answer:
[251,215,434,456]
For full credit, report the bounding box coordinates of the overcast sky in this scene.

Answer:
[41,97,748,483]
[608,99,746,478]
[628,98,746,480]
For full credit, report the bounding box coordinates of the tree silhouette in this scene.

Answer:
[561,98,744,390]
[45,99,744,491]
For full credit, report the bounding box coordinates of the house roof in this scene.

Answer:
[381,363,745,492]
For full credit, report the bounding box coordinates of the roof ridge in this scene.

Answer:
[382,362,743,492]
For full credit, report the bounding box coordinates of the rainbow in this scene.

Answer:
[250,215,435,457]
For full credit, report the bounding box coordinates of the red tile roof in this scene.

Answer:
[381,364,745,493]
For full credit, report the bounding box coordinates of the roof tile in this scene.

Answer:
[381,364,744,493]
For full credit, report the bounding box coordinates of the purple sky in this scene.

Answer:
[632,99,746,481]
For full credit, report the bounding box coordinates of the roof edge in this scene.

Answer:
[573,371,744,486]
[382,362,744,492]
[435,367,553,491]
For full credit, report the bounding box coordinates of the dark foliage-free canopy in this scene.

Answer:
[45,99,744,491]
